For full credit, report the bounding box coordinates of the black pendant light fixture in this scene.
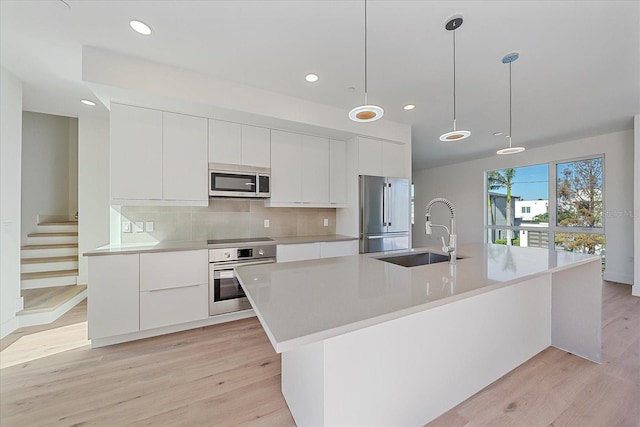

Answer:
[349,0,384,122]
[497,52,526,155]
[440,14,470,142]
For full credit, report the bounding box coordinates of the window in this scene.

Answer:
[486,164,549,246]
[554,157,605,258]
[485,156,605,264]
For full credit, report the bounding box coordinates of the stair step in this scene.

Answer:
[21,245,79,259]
[28,232,78,237]
[17,285,87,327]
[21,256,78,264]
[21,269,79,280]
[21,258,79,274]
[37,221,78,234]
[38,220,78,225]
[22,243,78,250]
[26,234,78,245]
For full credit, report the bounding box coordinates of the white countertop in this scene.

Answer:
[84,234,357,256]
[235,243,600,353]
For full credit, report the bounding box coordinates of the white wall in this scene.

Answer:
[1,68,23,338]
[68,117,79,217]
[21,112,77,242]
[413,130,635,286]
[77,114,110,285]
[634,115,639,297]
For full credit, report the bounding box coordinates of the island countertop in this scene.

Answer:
[235,243,600,353]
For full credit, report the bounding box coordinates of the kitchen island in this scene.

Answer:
[235,243,602,426]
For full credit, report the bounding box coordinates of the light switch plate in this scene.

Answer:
[134,221,144,232]
[122,221,132,233]
[264,219,270,228]
[145,221,154,232]
[323,218,329,227]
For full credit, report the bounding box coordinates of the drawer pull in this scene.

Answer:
[146,283,203,292]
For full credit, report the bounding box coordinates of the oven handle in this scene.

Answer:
[212,259,276,270]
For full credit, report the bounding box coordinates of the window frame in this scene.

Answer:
[484,154,605,248]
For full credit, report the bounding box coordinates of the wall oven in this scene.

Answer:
[208,237,276,316]
[209,163,270,198]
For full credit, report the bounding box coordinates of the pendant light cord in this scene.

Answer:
[508,60,512,148]
[364,0,368,104]
[453,28,457,131]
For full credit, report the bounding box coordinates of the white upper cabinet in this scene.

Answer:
[110,103,208,206]
[208,119,241,165]
[270,130,302,204]
[163,112,208,203]
[382,141,407,178]
[209,120,271,168]
[357,136,408,178]
[358,137,384,176]
[302,135,329,203]
[241,125,270,168]
[269,130,344,207]
[329,139,348,206]
[111,104,163,201]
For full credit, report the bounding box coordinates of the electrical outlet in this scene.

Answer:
[264,219,270,228]
[122,221,132,233]
[323,218,329,227]
[135,221,144,232]
[145,221,154,232]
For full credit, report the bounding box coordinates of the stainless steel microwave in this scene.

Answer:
[208,163,270,198]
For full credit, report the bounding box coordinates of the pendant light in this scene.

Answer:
[496,52,526,155]
[349,0,384,122]
[439,15,470,142]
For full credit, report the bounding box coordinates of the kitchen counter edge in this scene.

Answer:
[84,235,358,256]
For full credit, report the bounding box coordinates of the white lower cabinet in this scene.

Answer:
[277,240,358,263]
[277,243,321,263]
[140,284,208,330]
[139,250,208,330]
[320,240,359,258]
[88,254,140,340]
[88,250,209,341]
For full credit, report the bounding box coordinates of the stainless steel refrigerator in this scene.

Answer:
[359,175,410,253]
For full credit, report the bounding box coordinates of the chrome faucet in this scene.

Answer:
[425,198,457,264]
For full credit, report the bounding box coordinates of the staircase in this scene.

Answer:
[19,219,87,327]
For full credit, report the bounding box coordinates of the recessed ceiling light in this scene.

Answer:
[80,99,96,106]
[130,20,152,35]
[403,104,416,110]
[493,132,503,136]
[305,73,319,83]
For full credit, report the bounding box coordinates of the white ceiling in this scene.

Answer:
[2,0,639,170]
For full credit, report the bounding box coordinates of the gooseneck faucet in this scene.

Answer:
[425,198,457,264]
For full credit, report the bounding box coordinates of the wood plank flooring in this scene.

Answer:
[1,281,638,426]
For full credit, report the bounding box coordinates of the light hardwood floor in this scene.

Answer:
[1,281,638,426]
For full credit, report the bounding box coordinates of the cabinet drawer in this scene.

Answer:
[277,243,321,263]
[140,283,208,330]
[320,240,358,258]
[140,250,207,291]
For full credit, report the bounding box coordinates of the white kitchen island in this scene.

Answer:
[235,243,602,427]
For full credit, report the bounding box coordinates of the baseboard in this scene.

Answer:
[91,309,256,348]
[0,316,19,339]
[603,272,633,285]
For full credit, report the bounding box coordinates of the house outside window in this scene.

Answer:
[485,156,605,264]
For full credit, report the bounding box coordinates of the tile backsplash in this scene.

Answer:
[119,200,337,244]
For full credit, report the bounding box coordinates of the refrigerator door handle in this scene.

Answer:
[386,183,391,228]
[388,183,392,227]
[382,183,388,227]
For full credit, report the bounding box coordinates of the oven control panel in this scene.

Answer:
[209,244,276,263]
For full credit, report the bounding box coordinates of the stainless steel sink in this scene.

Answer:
[376,251,464,267]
